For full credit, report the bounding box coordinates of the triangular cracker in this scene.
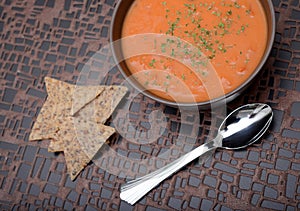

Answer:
[29,78,73,142]
[46,114,115,180]
[29,77,109,144]
[78,86,128,124]
[71,85,106,116]
[74,117,116,157]
[29,97,59,141]
[29,77,127,180]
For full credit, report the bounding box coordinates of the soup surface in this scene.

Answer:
[121,0,267,103]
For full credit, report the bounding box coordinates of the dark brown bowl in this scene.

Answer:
[110,0,275,108]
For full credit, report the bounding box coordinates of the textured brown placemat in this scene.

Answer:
[0,0,299,210]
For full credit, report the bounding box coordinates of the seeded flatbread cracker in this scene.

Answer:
[30,77,108,144]
[29,78,63,141]
[47,116,74,152]
[94,86,128,123]
[47,85,127,153]
[63,136,89,180]
[29,77,127,180]
[66,118,115,179]
[74,117,115,156]
[47,115,115,179]
[48,138,64,152]
[29,77,73,142]
[45,77,106,115]
[45,77,105,107]
[79,86,128,124]
[71,85,106,116]
[29,97,59,141]
[48,85,127,152]
[30,78,71,141]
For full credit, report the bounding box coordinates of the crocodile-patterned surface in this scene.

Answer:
[0,0,299,210]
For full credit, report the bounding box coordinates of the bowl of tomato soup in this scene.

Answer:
[110,0,275,108]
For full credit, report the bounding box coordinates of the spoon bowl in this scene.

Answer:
[120,103,273,205]
[220,103,273,149]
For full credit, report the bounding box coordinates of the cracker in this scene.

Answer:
[63,136,92,180]
[95,86,128,123]
[48,115,115,179]
[30,78,73,142]
[29,77,127,180]
[29,97,58,141]
[80,86,128,124]
[44,77,106,116]
[30,77,107,146]
[47,138,64,152]
[71,85,106,116]
[74,117,115,156]
[66,117,115,179]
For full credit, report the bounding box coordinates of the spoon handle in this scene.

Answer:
[120,134,222,205]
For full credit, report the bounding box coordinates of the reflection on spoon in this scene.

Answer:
[120,103,273,205]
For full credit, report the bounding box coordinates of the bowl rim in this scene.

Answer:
[110,0,276,108]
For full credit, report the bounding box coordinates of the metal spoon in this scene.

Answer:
[120,103,273,205]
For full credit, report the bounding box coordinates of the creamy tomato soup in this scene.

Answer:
[121,0,268,103]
